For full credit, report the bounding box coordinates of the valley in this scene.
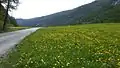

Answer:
[0,0,120,68]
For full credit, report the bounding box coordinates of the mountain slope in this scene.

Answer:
[16,0,120,27]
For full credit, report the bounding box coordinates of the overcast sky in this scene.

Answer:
[11,0,95,19]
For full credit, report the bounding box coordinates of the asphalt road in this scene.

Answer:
[0,27,40,56]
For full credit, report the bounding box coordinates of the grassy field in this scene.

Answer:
[0,23,120,68]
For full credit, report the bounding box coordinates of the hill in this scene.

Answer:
[16,0,120,27]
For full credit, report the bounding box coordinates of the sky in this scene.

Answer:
[11,0,95,19]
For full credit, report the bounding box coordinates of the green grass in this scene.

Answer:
[0,23,120,68]
[0,20,29,33]
[7,27,30,32]
[0,27,30,33]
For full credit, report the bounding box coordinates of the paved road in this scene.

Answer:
[0,28,40,56]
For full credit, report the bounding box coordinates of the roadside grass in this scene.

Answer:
[0,27,30,33]
[0,20,30,33]
[7,27,30,32]
[0,23,120,68]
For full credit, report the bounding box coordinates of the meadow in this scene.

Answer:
[0,23,120,68]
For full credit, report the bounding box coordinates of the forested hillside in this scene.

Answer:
[17,0,120,27]
[80,0,120,23]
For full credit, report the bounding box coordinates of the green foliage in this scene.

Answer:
[0,0,19,10]
[0,0,19,31]
[10,17,18,27]
[0,21,3,32]
[0,8,18,32]
[0,4,5,21]
[1,23,120,68]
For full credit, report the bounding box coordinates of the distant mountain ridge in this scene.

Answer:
[16,0,120,27]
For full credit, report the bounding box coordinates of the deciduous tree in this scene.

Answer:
[0,0,19,31]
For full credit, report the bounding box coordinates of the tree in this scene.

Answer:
[0,0,19,31]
